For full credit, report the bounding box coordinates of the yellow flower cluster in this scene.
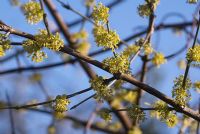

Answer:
[138,0,160,17]
[72,30,88,41]
[29,73,42,82]
[186,45,200,62]
[54,95,70,119]
[22,29,64,62]
[98,108,112,122]
[90,76,113,101]
[72,30,91,55]
[151,100,178,127]
[35,30,64,51]
[48,125,56,134]
[177,59,186,70]
[135,38,153,55]
[194,81,200,90]
[93,25,120,51]
[172,75,192,106]
[128,126,142,134]
[85,0,95,7]
[76,41,91,55]
[103,54,130,74]
[143,43,153,55]
[95,122,122,132]
[122,44,140,58]
[127,105,145,122]
[92,2,109,24]
[187,0,198,3]
[152,52,167,67]
[22,1,43,24]
[0,33,11,57]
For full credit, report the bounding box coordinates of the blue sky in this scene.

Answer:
[0,0,199,134]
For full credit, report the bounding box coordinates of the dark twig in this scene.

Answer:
[70,94,96,110]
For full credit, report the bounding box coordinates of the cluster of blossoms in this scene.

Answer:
[22,29,64,62]
[128,126,142,134]
[22,1,43,24]
[193,81,200,89]
[85,0,95,7]
[187,0,198,3]
[143,43,154,55]
[53,95,70,119]
[92,3,120,51]
[111,90,137,109]
[172,75,192,106]
[0,33,11,57]
[29,73,42,82]
[177,59,186,70]
[151,52,167,67]
[102,53,130,74]
[186,45,200,62]
[151,100,178,127]
[93,25,120,51]
[135,38,154,55]
[92,2,109,24]
[90,76,113,101]
[138,0,160,17]
[122,44,140,58]
[193,81,200,93]
[127,105,145,122]
[95,122,122,132]
[126,38,166,67]
[48,125,56,134]
[72,30,91,55]
[98,108,112,122]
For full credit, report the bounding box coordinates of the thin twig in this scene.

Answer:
[70,94,96,110]
[182,11,200,88]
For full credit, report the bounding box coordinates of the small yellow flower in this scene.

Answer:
[151,100,178,127]
[103,54,130,74]
[22,1,43,24]
[35,30,64,51]
[177,59,186,70]
[143,43,153,55]
[127,105,145,122]
[48,125,56,134]
[194,81,200,89]
[0,33,11,57]
[85,0,95,7]
[76,41,91,55]
[54,95,70,112]
[122,45,140,58]
[138,0,160,17]
[187,0,198,4]
[72,30,88,41]
[31,51,47,63]
[128,126,142,134]
[29,73,42,82]
[138,4,151,17]
[152,52,166,67]
[93,25,120,51]
[92,2,109,24]
[98,108,112,122]
[186,45,200,62]
[0,46,5,57]
[22,29,64,62]
[166,114,178,128]
[53,95,70,119]
[90,76,113,101]
[172,75,192,106]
